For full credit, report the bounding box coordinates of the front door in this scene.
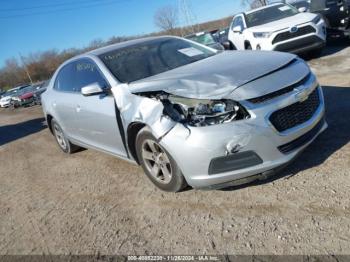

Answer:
[69,59,127,157]
[229,15,246,50]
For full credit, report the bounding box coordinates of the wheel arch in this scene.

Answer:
[244,40,251,50]
[46,114,54,134]
[228,40,237,50]
[127,122,146,164]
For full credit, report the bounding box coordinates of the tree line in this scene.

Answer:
[0,17,226,90]
[1,0,264,90]
[0,36,141,90]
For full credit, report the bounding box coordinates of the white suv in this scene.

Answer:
[228,3,326,55]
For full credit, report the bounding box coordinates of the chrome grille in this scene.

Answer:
[272,25,316,45]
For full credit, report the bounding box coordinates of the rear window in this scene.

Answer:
[99,38,215,83]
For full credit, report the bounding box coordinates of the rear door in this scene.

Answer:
[52,62,79,136]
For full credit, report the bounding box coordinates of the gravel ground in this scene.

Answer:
[0,42,349,255]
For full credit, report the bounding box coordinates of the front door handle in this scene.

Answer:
[76,105,81,113]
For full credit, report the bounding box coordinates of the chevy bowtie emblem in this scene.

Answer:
[295,88,309,102]
[290,26,298,33]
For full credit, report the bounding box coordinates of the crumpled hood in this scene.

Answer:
[128,51,296,99]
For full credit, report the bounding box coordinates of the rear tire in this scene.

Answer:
[51,119,80,154]
[246,43,252,50]
[135,127,187,192]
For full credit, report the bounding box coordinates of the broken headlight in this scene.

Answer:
[163,95,250,127]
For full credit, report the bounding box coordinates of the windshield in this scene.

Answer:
[187,33,216,45]
[99,38,216,83]
[246,4,299,27]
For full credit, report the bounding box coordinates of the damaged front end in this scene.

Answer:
[134,91,250,127]
[111,83,252,167]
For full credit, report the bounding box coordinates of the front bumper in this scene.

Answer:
[273,35,325,53]
[253,21,327,53]
[0,101,11,107]
[159,79,327,189]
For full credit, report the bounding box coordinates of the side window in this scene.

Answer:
[236,17,244,29]
[231,17,238,30]
[231,16,244,30]
[73,59,107,92]
[53,63,75,92]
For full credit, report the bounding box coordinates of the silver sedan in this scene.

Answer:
[41,36,327,192]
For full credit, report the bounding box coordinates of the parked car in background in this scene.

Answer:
[275,0,350,37]
[0,85,29,108]
[228,3,326,55]
[10,85,35,108]
[0,94,13,107]
[185,32,225,50]
[42,36,326,192]
[308,0,350,37]
[213,27,233,49]
[0,89,6,98]
[33,80,49,105]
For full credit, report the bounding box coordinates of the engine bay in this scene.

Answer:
[136,91,250,127]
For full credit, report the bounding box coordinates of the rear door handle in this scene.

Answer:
[76,105,81,113]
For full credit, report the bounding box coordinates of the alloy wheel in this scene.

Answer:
[53,123,67,150]
[141,139,172,184]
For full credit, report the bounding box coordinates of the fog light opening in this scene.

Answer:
[226,142,243,155]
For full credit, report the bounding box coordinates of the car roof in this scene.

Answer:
[7,86,22,92]
[86,36,175,56]
[245,3,284,15]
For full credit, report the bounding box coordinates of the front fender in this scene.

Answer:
[111,84,176,139]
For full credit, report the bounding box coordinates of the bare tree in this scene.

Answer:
[154,5,178,34]
[0,13,239,88]
[86,38,105,51]
[242,0,268,9]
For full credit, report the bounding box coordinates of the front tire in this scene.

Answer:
[135,127,187,192]
[229,41,237,50]
[51,119,80,154]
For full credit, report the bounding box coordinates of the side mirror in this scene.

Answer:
[233,25,243,33]
[81,82,106,96]
[298,7,307,12]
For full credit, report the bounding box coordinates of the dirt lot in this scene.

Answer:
[1,43,350,255]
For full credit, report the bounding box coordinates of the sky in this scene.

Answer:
[0,0,246,68]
